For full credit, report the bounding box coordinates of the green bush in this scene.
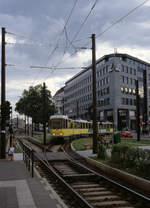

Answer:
[97,143,106,160]
[125,147,138,168]
[111,144,150,178]
[111,144,130,165]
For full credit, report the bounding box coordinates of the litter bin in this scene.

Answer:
[113,131,121,144]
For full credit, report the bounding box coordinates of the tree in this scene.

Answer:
[15,84,56,125]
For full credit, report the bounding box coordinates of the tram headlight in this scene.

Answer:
[52,133,55,136]
[60,133,63,136]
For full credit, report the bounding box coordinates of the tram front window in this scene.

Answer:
[52,120,62,129]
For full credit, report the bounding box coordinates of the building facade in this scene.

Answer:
[63,53,150,130]
[53,87,65,114]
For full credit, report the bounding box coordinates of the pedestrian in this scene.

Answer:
[98,134,104,144]
[8,145,15,161]
[103,134,109,148]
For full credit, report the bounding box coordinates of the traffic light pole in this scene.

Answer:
[43,82,46,146]
[136,80,140,141]
[143,69,148,133]
[92,34,97,154]
[1,27,6,159]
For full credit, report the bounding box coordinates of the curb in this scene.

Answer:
[71,144,150,193]
[34,166,68,208]
[84,157,150,193]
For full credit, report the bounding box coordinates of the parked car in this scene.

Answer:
[120,131,133,138]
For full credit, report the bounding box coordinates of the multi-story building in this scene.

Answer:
[53,87,65,114]
[12,117,25,129]
[64,53,150,130]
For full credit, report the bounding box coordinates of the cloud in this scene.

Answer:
[0,0,150,112]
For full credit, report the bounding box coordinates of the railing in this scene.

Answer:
[19,141,34,177]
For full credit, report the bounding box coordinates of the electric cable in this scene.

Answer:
[97,0,149,38]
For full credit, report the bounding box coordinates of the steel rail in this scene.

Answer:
[63,149,150,202]
[34,152,95,208]
[19,138,150,205]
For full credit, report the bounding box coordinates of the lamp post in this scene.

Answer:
[43,82,46,146]
[91,34,97,154]
[1,27,6,158]
[136,80,140,141]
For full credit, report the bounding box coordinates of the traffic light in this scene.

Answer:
[1,101,12,121]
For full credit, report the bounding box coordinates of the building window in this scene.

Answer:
[106,87,109,94]
[122,76,125,83]
[122,98,125,104]
[134,79,136,86]
[100,70,102,76]
[106,66,108,74]
[107,98,110,105]
[126,77,129,84]
[134,69,136,75]
[103,67,105,75]
[134,99,136,106]
[100,80,102,86]
[103,78,105,85]
[106,77,108,84]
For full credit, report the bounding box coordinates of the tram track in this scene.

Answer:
[37,153,149,207]
[18,137,150,207]
[38,148,150,207]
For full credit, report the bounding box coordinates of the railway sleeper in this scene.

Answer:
[92,200,132,207]
[63,173,95,178]
[77,187,111,192]
[86,195,121,201]
[72,183,101,188]
[82,191,112,196]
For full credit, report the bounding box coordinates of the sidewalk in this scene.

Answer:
[77,149,96,158]
[77,146,150,160]
[0,154,67,208]
[77,148,111,158]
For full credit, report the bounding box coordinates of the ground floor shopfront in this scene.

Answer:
[100,109,137,131]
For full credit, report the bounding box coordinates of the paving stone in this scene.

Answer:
[0,187,19,208]
[0,160,63,208]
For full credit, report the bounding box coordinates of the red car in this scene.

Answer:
[120,131,133,138]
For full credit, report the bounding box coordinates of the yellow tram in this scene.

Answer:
[98,121,114,134]
[50,115,113,140]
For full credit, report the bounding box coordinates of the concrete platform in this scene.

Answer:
[0,159,67,208]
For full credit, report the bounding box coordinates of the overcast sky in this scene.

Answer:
[0,0,150,115]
